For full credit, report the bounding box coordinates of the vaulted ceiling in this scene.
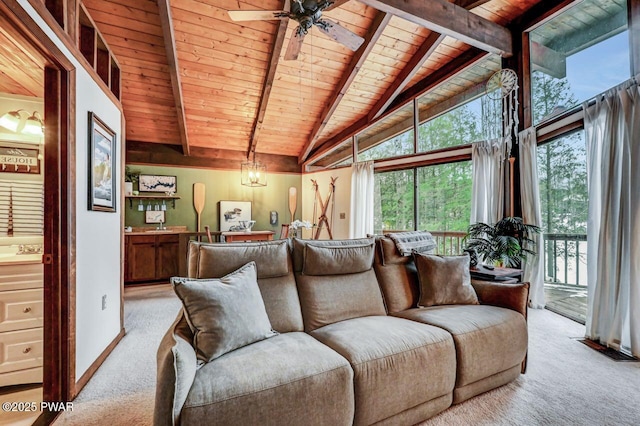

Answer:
[81,0,544,168]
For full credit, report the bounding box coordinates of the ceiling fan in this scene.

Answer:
[228,0,365,60]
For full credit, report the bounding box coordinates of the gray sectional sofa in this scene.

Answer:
[155,236,529,426]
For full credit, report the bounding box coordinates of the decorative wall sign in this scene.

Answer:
[219,200,251,231]
[88,112,117,212]
[145,210,165,224]
[139,175,177,193]
[0,146,40,174]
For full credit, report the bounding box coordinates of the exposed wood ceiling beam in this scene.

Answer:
[157,0,190,156]
[357,0,512,57]
[298,11,391,163]
[304,48,488,167]
[369,32,445,120]
[368,0,491,120]
[126,141,301,173]
[247,10,289,158]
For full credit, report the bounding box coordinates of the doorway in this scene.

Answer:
[0,3,72,425]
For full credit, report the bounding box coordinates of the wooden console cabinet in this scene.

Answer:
[125,234,179,283]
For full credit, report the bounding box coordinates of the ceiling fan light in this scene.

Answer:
[0,110,22,132]
[23,112,44,136]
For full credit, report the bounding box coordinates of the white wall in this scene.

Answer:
[302,167,352,240]
[16,1,123,380]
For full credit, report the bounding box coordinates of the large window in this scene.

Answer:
[417,161,472,232]
[530,0,630,124]
[374,169,414,233]
[418,98,483,153]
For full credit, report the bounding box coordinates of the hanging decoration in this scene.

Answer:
[311,177,337,240]
[482,68,519,157]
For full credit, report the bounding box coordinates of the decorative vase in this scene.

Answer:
[124,182,133,196]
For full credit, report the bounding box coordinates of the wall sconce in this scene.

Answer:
[0,110,44,136]
[241,152,267,187]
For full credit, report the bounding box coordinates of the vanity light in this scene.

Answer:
[23,112,44,136]
[0,110,44,136]
[0,110,22,132]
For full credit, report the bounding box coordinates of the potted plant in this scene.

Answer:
[464,216,541,268]
[124,166,140,196]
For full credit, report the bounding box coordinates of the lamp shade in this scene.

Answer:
[241,160,267,187]
[23,112,44,136]
[0,110,21,132]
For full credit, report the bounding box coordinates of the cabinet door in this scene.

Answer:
[156,235,179,280]
[127,235,157,282]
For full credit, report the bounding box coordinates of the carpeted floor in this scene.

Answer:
[55,284,640,426]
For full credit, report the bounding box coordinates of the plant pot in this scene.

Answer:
[124,182,133,196]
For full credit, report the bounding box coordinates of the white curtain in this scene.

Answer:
[350,161,375,238]
[471,139,505,225]
[583,76,640,357]
[518,128,545,309]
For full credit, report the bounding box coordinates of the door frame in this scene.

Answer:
[0,0,75,420]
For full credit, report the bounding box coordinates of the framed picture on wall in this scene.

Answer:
[138,175,177,193]
[87,111,117,212]
[219,200,251,231]
[145,210,165,224]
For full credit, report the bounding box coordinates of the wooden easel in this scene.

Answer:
[311,177,337,239]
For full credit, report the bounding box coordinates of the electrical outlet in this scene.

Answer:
[102,295,107,310]
[340,213,346,219]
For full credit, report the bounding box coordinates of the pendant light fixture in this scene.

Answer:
[241,151,267,187]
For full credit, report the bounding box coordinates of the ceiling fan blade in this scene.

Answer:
[315,18,364,51]
[284,29,305,61]
[228,10,287,21]
[325,0,350,11]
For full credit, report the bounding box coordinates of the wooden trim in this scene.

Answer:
[22,0,123,109]
[521,31,532,130]
[248,7,289,158]
[66,0,77,41]
[374,152,471,173]
[74,329,125,395]
[299,11,391,162]
[370,32,445,120]
[66,66,77,399]
[126,141,302,174]
[629,0,640,75]
[358,0,513,56]
[537,119,583,144]
[157,0,189,156]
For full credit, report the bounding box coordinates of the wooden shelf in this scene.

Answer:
[126,195,180,209]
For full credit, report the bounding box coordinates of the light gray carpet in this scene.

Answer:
[55,285,640,425]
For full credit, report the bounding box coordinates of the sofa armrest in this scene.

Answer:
[154,311,198,426]
[471,281,530,320]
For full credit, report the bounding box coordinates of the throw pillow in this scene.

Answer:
[413,252,479,307]
[172,261,276,362]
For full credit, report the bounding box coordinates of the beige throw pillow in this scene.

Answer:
[172,261,276,362]
[413,252,479,307]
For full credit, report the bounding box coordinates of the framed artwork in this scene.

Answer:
[139,175,177,193]
[0,145,41,174]
[88,112,117,212]
[219,200,252,231]
[145,210,165,224]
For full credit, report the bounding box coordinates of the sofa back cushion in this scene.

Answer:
[187,240,303,332]
[293,238,386,331]
[373,236,420,313]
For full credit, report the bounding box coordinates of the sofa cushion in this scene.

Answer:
[292,237,374,272]
[374,236,420,313]
[187,240,304,333]
[193,240,290,279]
[311,316,456,426]
[172,262,276,362]
[414,252,479,307]
[181,332,354,426]
[394,305,527,393]
[296,269,386,332]
[303,242,374,276]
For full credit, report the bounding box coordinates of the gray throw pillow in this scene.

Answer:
[413,252,479,307]
[172,261,276,362]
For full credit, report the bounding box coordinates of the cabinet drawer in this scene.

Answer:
[0,289,43,333]
[0,264,43,292]
[0,328,43,374]
[157,234,179,243]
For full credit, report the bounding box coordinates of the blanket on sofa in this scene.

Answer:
[386,231,437,256]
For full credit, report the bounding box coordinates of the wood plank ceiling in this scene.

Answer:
[83,0,543,168]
